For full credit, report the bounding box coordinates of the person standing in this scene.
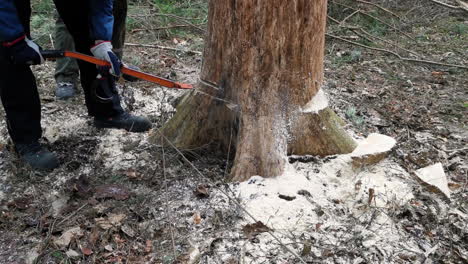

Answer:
[54,0,137,99]
[0,0,151,170]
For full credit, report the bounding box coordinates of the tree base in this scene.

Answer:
[151,90,357,182]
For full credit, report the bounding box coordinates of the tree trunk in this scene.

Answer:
[152,0,356,181]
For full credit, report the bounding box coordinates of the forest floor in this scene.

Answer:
[0,1,466,263]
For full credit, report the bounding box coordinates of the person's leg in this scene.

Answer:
[0,52,41,145]
[54,13,80,99]
[54,0,150,132]
[54,0,124,118]
[54,15,79,84]
[0,0,58,169]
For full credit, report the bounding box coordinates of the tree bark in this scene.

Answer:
[152,0,356,181]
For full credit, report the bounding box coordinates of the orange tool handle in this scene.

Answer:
[41,50,193,89]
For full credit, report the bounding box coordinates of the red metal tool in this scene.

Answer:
[41,50,193,89]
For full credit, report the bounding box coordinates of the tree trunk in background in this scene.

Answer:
[152,0,356,181]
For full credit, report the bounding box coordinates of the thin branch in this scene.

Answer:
[331,1,414,40]
[340,10,360,25]
[153,13,207,33]
[131,24,199,33]
[161,136,178,261]
[326,33,468,69]
[354,0,402,19]
[428,0,468,11]
[124,42,202,55]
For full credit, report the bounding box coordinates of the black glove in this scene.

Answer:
[2,35,44,65]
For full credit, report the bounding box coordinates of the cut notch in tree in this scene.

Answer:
[151,0,357,181]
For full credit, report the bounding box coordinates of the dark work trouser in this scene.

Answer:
[54,0,128,83]
[0,0,124,144]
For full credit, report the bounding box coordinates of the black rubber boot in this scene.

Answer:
[94,112,152,132]
[15,142,59,170]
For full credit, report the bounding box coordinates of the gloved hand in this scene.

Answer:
[90,41,121,77]
[2,35,44,65]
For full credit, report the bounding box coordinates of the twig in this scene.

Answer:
[124,42,202,55]
[156,129,308,264]
[153,12,207,33]
[340,10,360,25]
[427,0,468,11]
[49,34,54,49]
[331,1,414,40]
[161,136,178,261]
[58,202,88,225]
[131,24,193,33]
[326,33,468,69]
[327,15,341,25]
[353,27,421,57]
[354,0,401,19]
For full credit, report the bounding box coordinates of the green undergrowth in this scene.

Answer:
[127,0,208,41]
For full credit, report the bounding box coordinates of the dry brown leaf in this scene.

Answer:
[368,188,375,205]
[194,184,210,198]
[448,182,462,191]
[242,221,270,238]
[80,247,93,256]
[54,227,83,248]
[193,212,202,225]
[95,213,126,230]
[125,169,139,179]
[89,226,100,246]
[145,240,153,253]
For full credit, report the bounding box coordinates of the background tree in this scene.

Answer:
[154,0,357,181]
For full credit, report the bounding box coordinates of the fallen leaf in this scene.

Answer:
[95,213,126,230]
[81,247,93,256]
[95,184,131,201]
[89,226,100,246]
[193,212,202,225]
[104,244,113,252]
[54,227,83,248]
[8,197,32,210]
[125,169,139,179]
[448,182,461,191]
[242,221,270,238]
[315,223,322,231]
[431,71,445,77]
[121,224,135,237]
[113,234,125,245]
[194,184,210,198]
[145,240,153,253]
[66,249,80,259]
[368,188,375,205]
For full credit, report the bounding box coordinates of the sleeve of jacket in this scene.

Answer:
[0,0,25,42]
[89,0,114,41]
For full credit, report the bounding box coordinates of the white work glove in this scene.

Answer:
[90,41,121,77]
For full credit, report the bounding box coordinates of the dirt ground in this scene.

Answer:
[0,1,466,263]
